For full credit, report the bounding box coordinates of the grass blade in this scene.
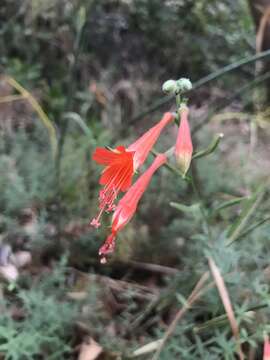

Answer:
[208,257,244,360]
[4,75,57,157]
[226,186,266,245]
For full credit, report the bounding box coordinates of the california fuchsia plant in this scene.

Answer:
[90,112,174,230]
[90,77,223,263]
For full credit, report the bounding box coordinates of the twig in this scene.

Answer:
[122,260,180,276]
[194,302,267,333]
[69,268,158,301]
[208,257,244,360]
[192,70,270,135]
[0,94,25,103]
[130,49,270,124]
[55,2,92,230]
[231,216,270,243]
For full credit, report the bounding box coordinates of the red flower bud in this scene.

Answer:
[175,105,193,176]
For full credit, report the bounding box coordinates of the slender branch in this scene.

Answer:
[0,94,25,103]
[55,10,88,180]
[208,257,244,360]
[192,70,270,135]
[227,215,270,245]
[130,49,270,124]
[194,302,268,333]
[55,2,92,230]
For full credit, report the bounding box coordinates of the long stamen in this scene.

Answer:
[90,161,133,227]
[103,166,124,192]
[109,163,132,195]
[103,164,132,211]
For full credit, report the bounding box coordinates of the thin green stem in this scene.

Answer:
[226,187,266,246]
[151,148,212,240]
[55,16,87,178]
[150,148,183,178]
[194,302,269,333]
[55,2,92,231]
[175,93,182,109]
[190,170,212,241]
[227,215,270,245]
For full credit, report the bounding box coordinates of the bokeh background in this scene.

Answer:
[0,0,270,359]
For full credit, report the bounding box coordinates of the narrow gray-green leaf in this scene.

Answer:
[192,133,224,160]
[212,196,247,215]
[226,186,266,245]
[229,215,270,244]
[170,202,201,214]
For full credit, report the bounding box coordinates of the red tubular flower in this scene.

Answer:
[98,154,167,263]
[174,105,193,176]
[127,112,173,170]
[264,338,270,360]
[90,113,173,227]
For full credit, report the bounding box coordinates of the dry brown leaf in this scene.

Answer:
[78,338,103,360]
[208,257,244,360]
[67,291,87,300]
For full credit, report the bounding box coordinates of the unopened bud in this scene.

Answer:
[176,78,192,93]
[162,80,177,94]
[175,105,193,176]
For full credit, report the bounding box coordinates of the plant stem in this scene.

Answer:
[55,2,91,230]
[190,165,212,241]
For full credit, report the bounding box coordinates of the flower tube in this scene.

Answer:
[91,113,173,227]
[98,154,167,263]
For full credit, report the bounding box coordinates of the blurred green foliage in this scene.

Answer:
[0,0,270,359]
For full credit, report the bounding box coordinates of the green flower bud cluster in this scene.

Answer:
[162,78,192,95]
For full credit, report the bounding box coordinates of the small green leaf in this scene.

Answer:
[176,293,189,307]
[170,202,201,214]
[76,6,86,33]
[226,186,266,245]
[211,196,247,215]
[192,133,224,160]
[63,112,92,137]
[230,216,270,243]
[194,313,229,333]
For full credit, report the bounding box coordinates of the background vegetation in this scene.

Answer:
[0,0,270,359]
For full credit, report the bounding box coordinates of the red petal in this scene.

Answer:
[99,165,118,186]
[99,162,133,191]
[115,145,126,152]
[92,147,120,165]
